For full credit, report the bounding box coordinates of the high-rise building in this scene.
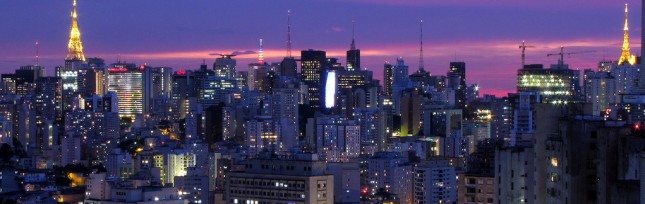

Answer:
[225,154,334,204]
[383,63,394,97]
[301,50,327,109]
[517,64,582,104]
[200,76,235,108]
[107,65,143,120]
[213,55,236,80]
[448,61,467,109]
[2,65,44,95]
[346,23,360,71]
[171,70,196,120]
[151,67,173,99]
[77,68,105,96]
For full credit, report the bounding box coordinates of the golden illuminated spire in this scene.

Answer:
[618,3,636,66]
[66,0,85,61]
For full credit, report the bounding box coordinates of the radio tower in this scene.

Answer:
[286,10,292,58]
[419,20,425,72]
[258,38,265,64]
[618,3,636,66]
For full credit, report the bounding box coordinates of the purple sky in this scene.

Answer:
[0,0,642,96]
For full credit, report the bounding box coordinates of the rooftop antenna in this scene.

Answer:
[350,20,356,50]
[419,20,425,72]
[286,10,292,58]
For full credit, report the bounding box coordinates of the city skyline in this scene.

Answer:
[0,0,642,96]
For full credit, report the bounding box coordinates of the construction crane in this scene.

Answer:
[546,46,595,69]
[519,41,535,68]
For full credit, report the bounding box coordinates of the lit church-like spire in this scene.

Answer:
[618,3,635,66]
[66,0,85,62]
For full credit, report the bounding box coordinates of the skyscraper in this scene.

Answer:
[301,49,327,108]
[65,0,85,69]
[213,55,236,80]
[383,63,393,96]
[448,62,466,109]
[346,22,360,71]
[107,64,143,120]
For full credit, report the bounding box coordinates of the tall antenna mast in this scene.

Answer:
[419,20,425,72]
[287,10,292,58]
[350,20,356,50]
[258,38,265,64]
[35,41,40,66]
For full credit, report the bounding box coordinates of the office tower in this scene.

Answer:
[301,49,327,108]
[213,55,236,80]
[77,68,105,96]
[517,64,582,104]
[337,70,372,91]
[65,0,86,69]
[107,65,143,120]
[151,67,173,99]
[57,65,79,114]
[225,154,334,204]
[383,63,394,96]
[200,76,235,108]
[171,70,196,120]
[414,160,458,204]
[2,66,44,95]
[346,22,360,71]
[367,152,413,203]
[448,61,467,109]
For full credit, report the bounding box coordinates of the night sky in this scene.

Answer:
[0,0,641,96]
